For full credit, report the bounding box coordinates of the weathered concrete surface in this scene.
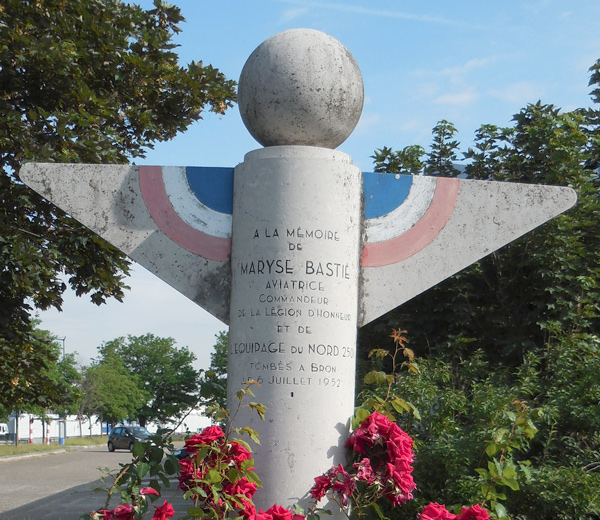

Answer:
[359,175,577,325]
[238,29,364,149]
[228,146,362,510]
[19,163,232,323]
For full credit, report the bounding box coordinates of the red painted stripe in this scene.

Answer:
[138,166,231,262]
[361,177,460,267]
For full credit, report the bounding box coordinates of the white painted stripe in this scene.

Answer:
[365,176,437,243]
[162,166,232,238]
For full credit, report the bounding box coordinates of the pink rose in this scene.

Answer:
[140,487,160,496]
[152,500,175,520]
[251,510,273,520]
[223,476,258,515]
[346,412,414,471]
[227,477,258,499]
[420,503,458,520]
[184,426,225,451]
[178,458,205,491]
[330,468,356,506]
[310,472,333,500]
[229,440,253,466]
[457,505,490,520]
[263,504,299,520]
[353,458,376,484]
[101,503,133,520]
[384,462,416,499]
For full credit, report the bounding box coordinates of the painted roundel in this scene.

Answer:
[362,172,460,267]
[138,166,234,262]
[138,166,460,267]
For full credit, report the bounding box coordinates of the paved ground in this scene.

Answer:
[0,446,187,520]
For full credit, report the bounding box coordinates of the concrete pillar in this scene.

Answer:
[228,145,362,509]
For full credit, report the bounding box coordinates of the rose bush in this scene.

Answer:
[84,381,490,520]
[177,424,261,519]
[308,410,416,516]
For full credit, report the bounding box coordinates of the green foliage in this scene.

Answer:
[359,62,600,519]
[0,322,81,411]
[205,330,229,410]
[425,119,461,177]
[372,145,425,175]
[362,103,600,368]
[85,381,266,520]
[98,334,201,426]
[371,120,461,177]
[357,332,600,519]
[81,353,149,424]
[0,0,236,405]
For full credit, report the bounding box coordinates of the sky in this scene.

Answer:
[38,0,600,370]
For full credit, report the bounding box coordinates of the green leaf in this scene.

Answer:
[241,458,255,471]
[244,470,262,487]
[500,477,520,491]
[135,462,151,479]
[187,507,206,518]
[207,469,222,484]
[132,441,145,458]
[149,447,164,464]
[485,442,499,457]
[494,502,509,520]
[164,457,178,475]
[370,501,388,520]
[502,464,517,480]
[353,408,371,428]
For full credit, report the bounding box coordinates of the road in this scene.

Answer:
[0,446,185,520]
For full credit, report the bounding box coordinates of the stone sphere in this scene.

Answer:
[238,29,364,149]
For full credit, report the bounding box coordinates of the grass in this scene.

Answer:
[0,435,107,457]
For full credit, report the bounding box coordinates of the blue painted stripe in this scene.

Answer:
[185,167,234,215]
[363,172,413,219]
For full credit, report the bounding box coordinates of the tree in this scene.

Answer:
[371,120,460,177]
[363,102,600,367]
[206,330,228,409]
[0,322,80,411]
[358,62,600,519]
[0,0,236,400]
[81,354,149,426]
[424,119,461,176]
[372,144,425,175]
[99,334,201,427]
[48,352,82,417]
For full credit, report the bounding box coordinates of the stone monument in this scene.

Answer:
[20,28,576,514]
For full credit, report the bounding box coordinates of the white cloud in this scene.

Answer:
[275,0,473,28]
[438,57,498,81]
[279,7,310,24]
[434,88,478,106]
[413,57,497,85]
[488,82,543,105]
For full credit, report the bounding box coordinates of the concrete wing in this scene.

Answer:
[19,163,233,324]
[359,175,577,326]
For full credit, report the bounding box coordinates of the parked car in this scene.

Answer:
[173,446,191,460]
[107,425,151,452]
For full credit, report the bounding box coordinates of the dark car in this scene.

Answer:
[173,447,191,460]
[107,425,151,452]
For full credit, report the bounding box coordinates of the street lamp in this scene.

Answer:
[56,336,66,445]
[57,337,66,360]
